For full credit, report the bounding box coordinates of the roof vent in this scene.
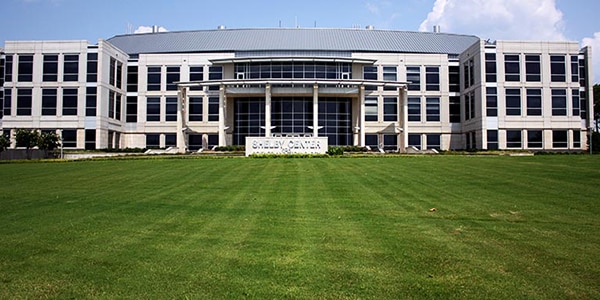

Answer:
[152,25,160,33]
[217,25,226,30]
[365,25,375,30]
[433,25,441,33]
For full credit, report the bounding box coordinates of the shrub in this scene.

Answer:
[327,146,344,156]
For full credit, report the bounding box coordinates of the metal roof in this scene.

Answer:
[106,28,480,56]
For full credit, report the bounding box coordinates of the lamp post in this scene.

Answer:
[60,129,63,159]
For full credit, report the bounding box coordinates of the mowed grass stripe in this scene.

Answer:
[0,156,599,299]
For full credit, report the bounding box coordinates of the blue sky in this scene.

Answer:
[0,0,599,82]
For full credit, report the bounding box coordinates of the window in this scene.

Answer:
[17,88,32,116]
[188,134,203,151]
[85,129,95,150]
[527,130,543,148]
[383,66,397,90]
[3,91,11,116]
[408,134,421,150]
[465,92,475,120]
[551,89,567,116]
[363,66,377,80]
[526,89,542,116]
[552,130,568,148]
[109,58,116,86]
[426,97,440,122]
[146,97,160,122]
[208,97,219,121]
[449,66,460,92]
[116,62,123,89]
[449,96,461,123]
[86,87,96,116]
[579,58,586,86]
[165,97,177,121]
[63,54,79,81]
[407,97,421,122]
[425,66,440,91]
[147,66,161,91]
[573,130,581,148]
[383,134,397,151]
[572,89,580,117]
[487,130,498,150]
[5,56,13,82]
[18,55,34,82]
[189,97,203,121]
[426,134,441,150]
[208,66,222,91]
[126,96,137,123]
[570,56,579,83]
[486,87,497,117]
[0,56,4,88]
[108,91,120,120]
[465,132,476,149]
[406,66,421,91]
[43,55,58,81]
[506,89,521,116]
[166,66,180,91]
[506,130,522,148]
[62,129,77,148]
[580,91,587,119]
[383,97,397,121]
[365,134,378,150]
[127,66,138,92]
[146,134,160,148]
[62,88,78,116]
[189,66,203,91]
[115,94,122,121]
[464,59,475,88]
[208,134,218,149]
[504,54,520,82]
[485,53,497,82]
[86,53,98,83]
[525,55,541,81]
[550,55,566,82]
[42,89,57,116]
[165,134,177,147]
[365,97,378,121]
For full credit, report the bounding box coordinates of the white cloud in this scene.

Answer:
[582,32,600,84]
[134,26,168,34]
[419,0,566,41]
[366,1,380,15]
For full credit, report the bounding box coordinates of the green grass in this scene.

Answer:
[0,156,599,299]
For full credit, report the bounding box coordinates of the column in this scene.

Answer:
[399,87,409,153]
[176,86,187,153]
[313,83,319,137]
[218,84,226,146]
[265,83,272,137]
[359,85,366,147]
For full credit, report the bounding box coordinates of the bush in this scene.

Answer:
[214,145,245,152]
[327,146,344,156]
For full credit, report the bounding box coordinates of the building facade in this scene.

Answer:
[0,28,594,152]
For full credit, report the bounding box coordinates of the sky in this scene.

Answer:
[0,0,598,83]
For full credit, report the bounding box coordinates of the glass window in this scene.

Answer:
[526,89,542,116]
[426,134,441,150]
[188,134,203,151]
[486,87,497,117]
[43,55,58,82]
[573,130,581,148]
[383,97,397,121]
[407,97,421,122]
[165,134,177,147]
[580,91,587,119]
[85,129,95,150]
[5,56,13,82]
[3,90,11,116]
[527,130,543,148]
[116,62,122,89]
[62,88,78,116]
[108,91,115,119]
[62,129,77,148]
[42,89,57,116]
[552,130,568,148]
[506,130,522,148]
[365,96,378,122]
[317,98,352,146]
[408,134,421,150]
[189,66,204,91]
[109,58,116,86]
[551,89,567,116]
[425,66,440,91]
[383,66,397,91]
[146,134,160,148]
[208,97,219,121]
[127,66,138,92]
[233,98,265,145]
[465,92,475,120]
[165,97,177,121]
[485,53,497,82]
[63,54,79,81]
[550,55,566,82]
[208,66,222,91]
[365,134,378,150]
[363,66,378,80]
[406,66,421,91]
[166,66,180,91]
[208,134,218,149]
[525,55,541,81]
[146,97,160,122]
[86,87,96,117]
[504,54,520,82]
[426,97,440,122]
[572,89,580,117]
[449,96,461,123]
[126,96,137,123]
[17,88,32,116]
[506,88,521,116]
[383,134,397,151]
[570,56,579,83]
[464,59,475,88]
[487,130,498,150]
[86,53,98,83]
[18,55,34,82]
[449,66,460,92]
[147,66,161,91]
[189,97,203,121]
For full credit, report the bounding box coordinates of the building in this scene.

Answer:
[0,27,594,152]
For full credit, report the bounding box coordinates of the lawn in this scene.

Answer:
[0,155,599,299]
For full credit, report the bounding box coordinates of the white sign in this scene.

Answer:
[246,136,329,156]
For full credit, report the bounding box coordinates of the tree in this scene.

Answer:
[15,129,40,149]
[0,134,10,152]
[38,131,60,150]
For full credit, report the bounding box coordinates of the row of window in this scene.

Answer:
[487,87,584,117]
[146,65,222,92]
[488,129,581,149]
[485,53,583,84]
